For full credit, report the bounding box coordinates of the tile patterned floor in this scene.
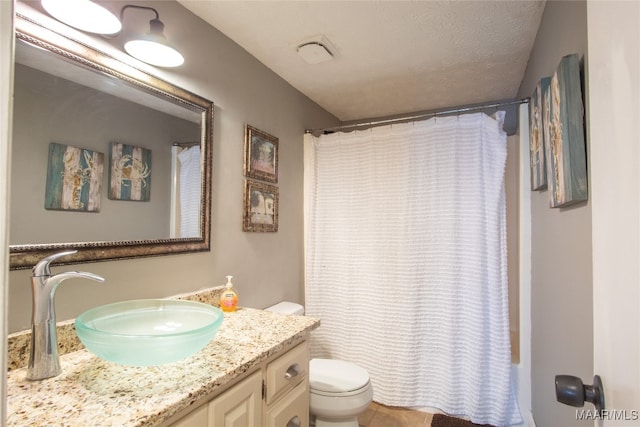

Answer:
[358,402,434,427]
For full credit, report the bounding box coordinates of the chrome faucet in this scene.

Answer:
[27,250,104,380]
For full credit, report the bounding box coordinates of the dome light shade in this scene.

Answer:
[124,18,184,68]
[41,0,121,35]
[125,39,185,68]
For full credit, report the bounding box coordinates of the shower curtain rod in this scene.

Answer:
[172,141,200,148]
[305,98,529,135]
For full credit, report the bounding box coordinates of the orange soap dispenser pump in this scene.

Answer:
[220,275,238,312]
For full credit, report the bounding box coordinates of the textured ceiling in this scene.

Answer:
[178,1,545,122]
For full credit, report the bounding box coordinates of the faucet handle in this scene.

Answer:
[32,250,78,277]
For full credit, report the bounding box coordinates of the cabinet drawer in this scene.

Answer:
[265,342,309,404]
[265,380,309,427]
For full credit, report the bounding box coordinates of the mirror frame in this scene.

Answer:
[10,13,213,270]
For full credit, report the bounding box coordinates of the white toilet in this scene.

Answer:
[265,302,373,427]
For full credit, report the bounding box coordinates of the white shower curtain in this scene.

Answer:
[178,146,201,238]
[304,113,521,426]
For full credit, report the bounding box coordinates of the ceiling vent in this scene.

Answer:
[296,34,337,65]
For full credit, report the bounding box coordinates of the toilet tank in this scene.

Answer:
[265,301,304,315]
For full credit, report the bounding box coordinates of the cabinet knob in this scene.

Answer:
[284,363,301,380]
[286,415,301,427]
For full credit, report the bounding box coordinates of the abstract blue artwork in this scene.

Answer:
[108,142,152,201]
[544,53,588,207]
[45,143,104,212]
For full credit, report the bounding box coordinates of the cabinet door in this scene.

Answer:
[209,370,263,427]
[265,381,309,427]
[170,403,208,427]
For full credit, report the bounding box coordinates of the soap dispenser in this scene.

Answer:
[219,275,238,312]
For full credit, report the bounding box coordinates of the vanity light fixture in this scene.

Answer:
[40,1,184,68]
[41,0,121,35]
[121,5,185,68]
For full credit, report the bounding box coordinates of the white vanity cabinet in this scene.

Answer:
[168,341,309,427]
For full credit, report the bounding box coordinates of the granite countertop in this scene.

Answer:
[6,306,320,427]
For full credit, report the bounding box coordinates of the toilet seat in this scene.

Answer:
[311,380,371,398]
[310,358,371,396]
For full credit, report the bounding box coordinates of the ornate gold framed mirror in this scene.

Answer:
[10,13,213,269]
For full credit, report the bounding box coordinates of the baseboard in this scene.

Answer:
[528,411,537,427]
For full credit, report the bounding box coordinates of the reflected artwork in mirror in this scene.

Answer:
[10,13,213,270]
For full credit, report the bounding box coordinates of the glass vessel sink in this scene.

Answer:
[75,299,224,366]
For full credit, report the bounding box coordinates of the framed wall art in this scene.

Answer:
[45,142,104,212]
[108,142,152,201]
[544,53,588,208]
[529,77,549,190]
[243,179,278,232]
[244,125,278,183]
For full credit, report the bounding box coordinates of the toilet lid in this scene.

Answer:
[310,358,370,393]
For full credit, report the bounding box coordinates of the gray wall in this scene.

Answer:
[8,1,338,333]
[517,2,593,426]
